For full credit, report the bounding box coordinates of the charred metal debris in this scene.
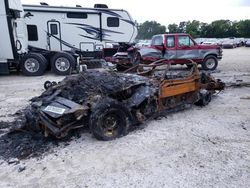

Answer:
[21,61,224,141]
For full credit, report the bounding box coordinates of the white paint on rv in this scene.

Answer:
[0,0,28,63]
[0,0,14,60]
[9,0,23,11]
[23,5,137,52]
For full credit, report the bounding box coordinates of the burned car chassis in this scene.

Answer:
[26,60,224,141]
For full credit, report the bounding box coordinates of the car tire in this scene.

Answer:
[202,56,218,71]
[51,52,75,75]
[195,91,212,106]
[21,53,48,76]
[89,98,131,141]
[186,64,193,69]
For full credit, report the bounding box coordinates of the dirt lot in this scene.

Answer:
[0,48,250,188]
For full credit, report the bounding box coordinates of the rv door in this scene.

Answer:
[47,21,62,51]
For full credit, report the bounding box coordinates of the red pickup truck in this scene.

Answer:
[133,34,223,70]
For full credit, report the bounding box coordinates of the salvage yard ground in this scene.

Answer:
[0,48,250,188]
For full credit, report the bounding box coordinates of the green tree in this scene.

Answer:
[200,22,214,37]
[137,19,250,39]
[136,21,166,39]
[186,20,201,38]
[168,23,179,33]
[178,21,187,33]
[210,20,232,38]
[237,20,250,37]
[228,21,238,37]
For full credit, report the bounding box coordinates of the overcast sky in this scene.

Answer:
[21,0,250,26]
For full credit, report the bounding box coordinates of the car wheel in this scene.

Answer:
[51,52,75,75]
[202,56,218,71]
[186,64,193,69]
[21,53,48,76]
[195,90,212,106]
[89,98,131,141]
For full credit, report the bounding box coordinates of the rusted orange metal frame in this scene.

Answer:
[159,69,200,99]
[137,59,201,111]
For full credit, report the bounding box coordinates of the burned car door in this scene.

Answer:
[176,35,200,64]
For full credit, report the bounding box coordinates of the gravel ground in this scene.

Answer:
[0,48,250,188]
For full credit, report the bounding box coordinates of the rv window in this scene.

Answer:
[67,12,88,19]
[27,25,38,41]
[107,17,119,27]
[50,24,58,35]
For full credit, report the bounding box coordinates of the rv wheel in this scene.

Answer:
[21,53,48,76]
[51,52,75,75]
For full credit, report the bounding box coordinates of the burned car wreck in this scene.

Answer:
[25,62,225,141]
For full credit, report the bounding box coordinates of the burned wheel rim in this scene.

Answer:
[90,98,130,141]
[55,57,70,72]
[101,112,120,138]
[205,58,216,69]
[24,58,40,73]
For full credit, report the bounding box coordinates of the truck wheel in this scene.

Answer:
[21,53,48,76]
[51,52,75,75]
[89,98,131,141]
[202,56,218,71]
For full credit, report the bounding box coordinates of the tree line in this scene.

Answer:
[136,20,250,39]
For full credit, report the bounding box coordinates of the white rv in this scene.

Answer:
[23,3,138,74]
[0,0,52,76]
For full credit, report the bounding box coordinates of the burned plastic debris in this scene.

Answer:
[0,110,82,161]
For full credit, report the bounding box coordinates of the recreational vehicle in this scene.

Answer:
[0,0,27,74]
[0,0,52,76]
[0,1,137,76]
[23,3,138,75]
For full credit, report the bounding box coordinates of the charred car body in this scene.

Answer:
[26,61,224,141]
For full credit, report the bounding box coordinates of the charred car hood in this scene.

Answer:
[31,70,155,110]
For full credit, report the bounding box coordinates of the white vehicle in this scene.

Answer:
[0,0,30,75]
[202,38,219,45]
[23,3,138,74]
[0,0,63,76]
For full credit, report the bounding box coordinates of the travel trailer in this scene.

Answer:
[0,0,52,76]
[23,3,138,74]
[0,1,137,76]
